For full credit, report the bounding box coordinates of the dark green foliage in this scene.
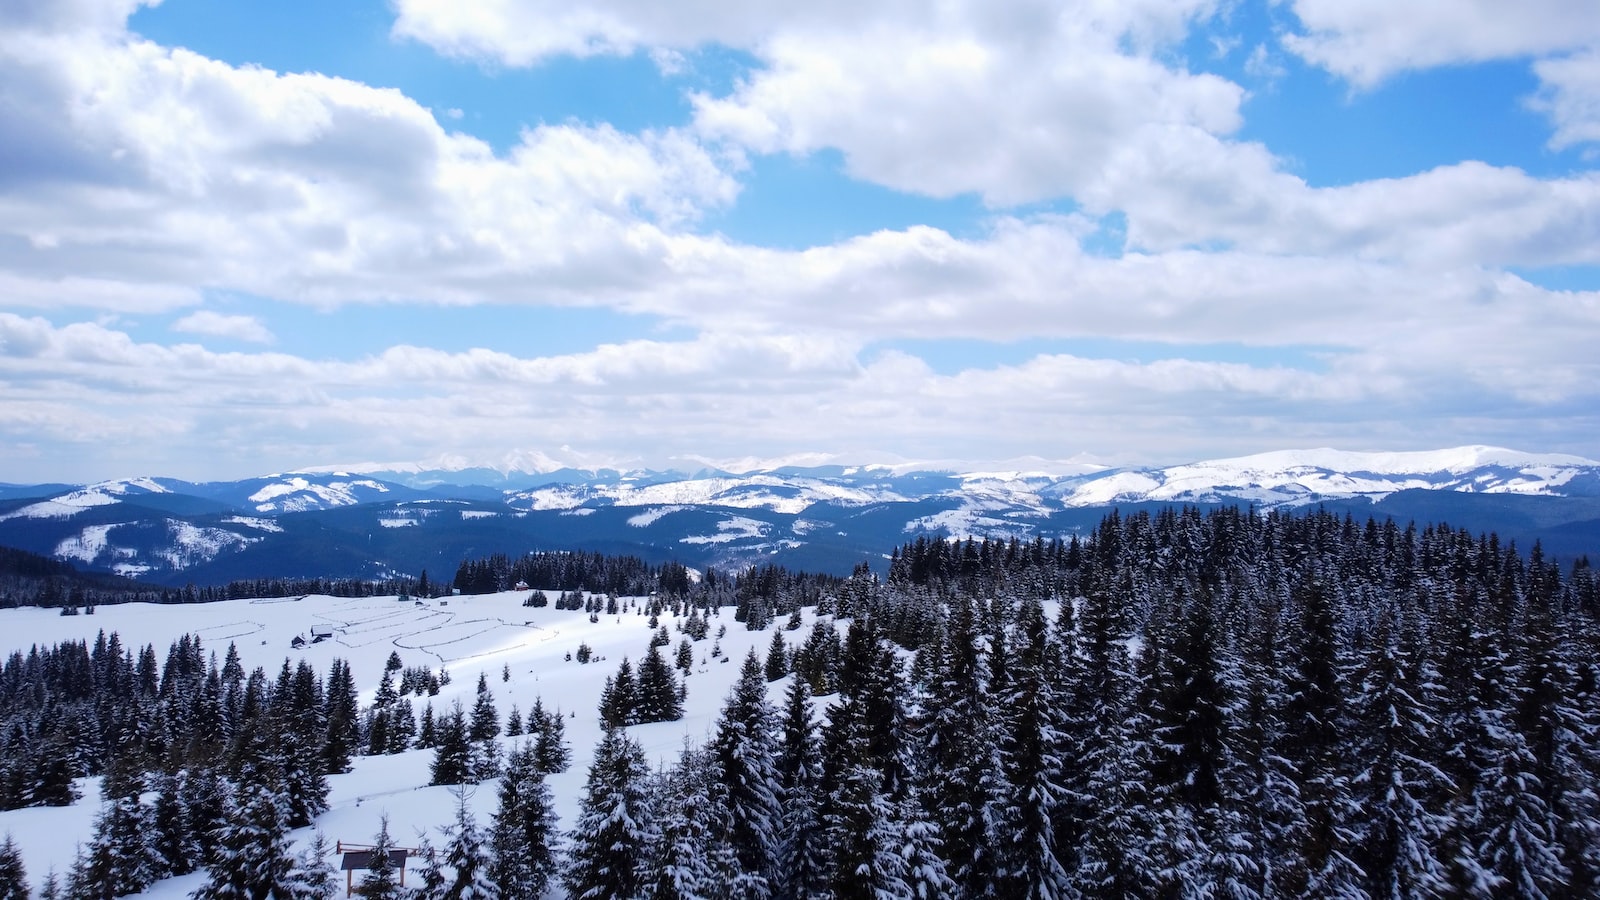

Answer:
[355,816,403,900]
[430,702,472,786]
[564,728,653,900]
[637,645,683,724]
[0,835,25,900]
[491,744,560,899]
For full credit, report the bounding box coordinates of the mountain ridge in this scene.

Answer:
[1,446,1596,586]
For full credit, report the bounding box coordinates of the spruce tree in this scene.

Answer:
[532,700,571,774]
[774,677,829,900]
[490,744,560,899]
[0,834,24,900]
[644,743,735,899]
[291,829,340,900]
[713,651,783,898]
[765,629,789,681]
[431,702,472,786]
[438,792,496,898]
[637,645,683,724]
[564,727,654,899]
[191,769,298,900]
[988,596,1071,900]
[355,816,403,900]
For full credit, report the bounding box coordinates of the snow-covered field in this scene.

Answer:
[0,590,808,896]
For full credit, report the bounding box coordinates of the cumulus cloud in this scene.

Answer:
[1532,52,1600,152]
[172,311,275,344]
[1283,0,1600,87]
[3,0,1600,479]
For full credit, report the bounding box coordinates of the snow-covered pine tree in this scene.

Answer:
[564,727,654,899]
[435,792,496,899]
[37,868,61,900]
[290,829,340,900]
[532,699,571,774]
[643,743,736,899]
[431,701,472,786]
[765,629,790,682]
[712,651,783,898]
[78,771,164,898]
[913,594,1001,896]
[191,766,299,900]
[638,644,684,724]
[153,770,201,877]
[987,595,1072,900]
[355,816,404,900]
[598,659,640,728]
[490,744,560,899]
[1350,606,1448,900]
[468,679,502,780]
[774,677,829,900]
[0,834,25,900]
[412,834,448,900]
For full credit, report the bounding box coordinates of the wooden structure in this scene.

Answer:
[335,840,420,897]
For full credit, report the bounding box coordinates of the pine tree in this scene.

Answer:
[914,595,1001,895]
[0,834,25,900]
[291,830,339,900]
[713,651,783,898]
[437,792,496,898]
[774,677,828,900]
[532,700,571,774]
[564,727,654,899]
[490,744,560,900]
[431,702,472,786]
[1351,610,1448,899]
[765,629,790,682]
[599,659,639,728]
[988,596,1072,899]
[191,771,298,900]
[638,645,684,724]
[153,770,200,877]
[355,816,403,900]
[79,784,163,898]
[37,868,61,900]
[644,743,735,899]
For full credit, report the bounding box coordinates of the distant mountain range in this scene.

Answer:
[2,446,1597,586]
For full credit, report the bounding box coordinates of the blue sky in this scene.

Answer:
[2,0,1599,481]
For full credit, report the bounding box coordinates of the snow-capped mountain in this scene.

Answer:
[2,447,1597,585]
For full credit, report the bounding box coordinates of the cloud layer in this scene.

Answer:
[1,0,1598,481]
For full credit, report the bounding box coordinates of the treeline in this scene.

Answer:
[0,545,169,609]
[452,550,841,625]
[0,619,576,897]
[560,505,1600,899]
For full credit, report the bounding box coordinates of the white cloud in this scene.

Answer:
[0,19,738,314]
[1284,0,1600,88]
[1531,52,1600,152]
[172,310,275,344]
[3,0,1600,479]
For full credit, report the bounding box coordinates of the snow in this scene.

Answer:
[0,486,123,521]
[248,477,390,513]
[160,521,259,568]
[680,516,768,545]
[1055,445,1600,509]
[378,517,420,528]
[54,524,117,564]
[628,506,687,528]
[223,515,284,533]
[0,591,815,897]
[460,510,499,520]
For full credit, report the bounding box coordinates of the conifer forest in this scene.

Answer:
[2,505,1599,898]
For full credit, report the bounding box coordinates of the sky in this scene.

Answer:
[2,0,1599,483]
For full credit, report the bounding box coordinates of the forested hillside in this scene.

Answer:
[1,506,1597,898]
[567,506,1600,898]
